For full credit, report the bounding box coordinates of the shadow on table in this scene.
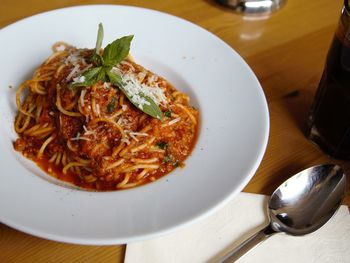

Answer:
[272,87,350,205]
[281,87,315,136]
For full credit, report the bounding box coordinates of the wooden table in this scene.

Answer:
[1,0,349,262]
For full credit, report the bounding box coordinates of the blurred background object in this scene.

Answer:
[216,0,286,14]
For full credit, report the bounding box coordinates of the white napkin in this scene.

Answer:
[125,193,350,263]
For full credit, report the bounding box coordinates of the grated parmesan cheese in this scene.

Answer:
[103,82,111,89]
[129,133,139,142]
[96,103,101,116]
[121,138,131,145]
[70,132,92,141]
[65,52,79,66]
[111,67,168,109]
[66,64,80,81]
[168,117,181,126]
[125,131,149,142]
[72,75,85,84]
[128,92,149,110]
[83,125,92,134]
[117,117,128,126]
[129,132,149,137]
[80,89,86,107]
[83,125,96,139]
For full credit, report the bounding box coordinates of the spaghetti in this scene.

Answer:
[14,42,199,191]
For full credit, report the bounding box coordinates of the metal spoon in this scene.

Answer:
[219,164,347,262]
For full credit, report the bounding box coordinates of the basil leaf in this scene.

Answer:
[164,109,172,118]
[127,91,163,120]
[107,70,163,120]
[91,53,103,66]
[103,35,134,67]
[95,23,104,54]
[69,67,103,89]
[97,67,107,82]
[106,70,122,86]
[107,96,117,113]
[156,141,168,149]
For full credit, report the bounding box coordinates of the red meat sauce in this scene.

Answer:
[15,116,198,191]
[14,48,199,191]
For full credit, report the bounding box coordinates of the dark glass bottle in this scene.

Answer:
[307,0,350,159]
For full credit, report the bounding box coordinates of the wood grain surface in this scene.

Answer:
[1,0,349,262]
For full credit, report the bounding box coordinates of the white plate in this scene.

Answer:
[0,5,269,244]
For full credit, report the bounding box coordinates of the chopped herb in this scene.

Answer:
[156,141,168,149]
[173,160,180,167]
[163,155,172,163]
[107,97,117,113]
[164,109,172,118]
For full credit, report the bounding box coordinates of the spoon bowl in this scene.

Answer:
[220,164,347,262]
[269,164,347,235]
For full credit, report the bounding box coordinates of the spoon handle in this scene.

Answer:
[219,224,276,262]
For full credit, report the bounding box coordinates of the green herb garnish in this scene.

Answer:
[91,23,104,64]
[164,109,172,118]
[173,160,180,167]
[70,23,163,120]
[103,36,134,67]
[110,71,163,120]
[163,155,172,163]
[156,141,168,149]
[95,23,104,53]
[107,96,117,113]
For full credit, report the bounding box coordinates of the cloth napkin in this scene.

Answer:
[125,193,350,263]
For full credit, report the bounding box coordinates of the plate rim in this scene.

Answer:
[0,4,270,245]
